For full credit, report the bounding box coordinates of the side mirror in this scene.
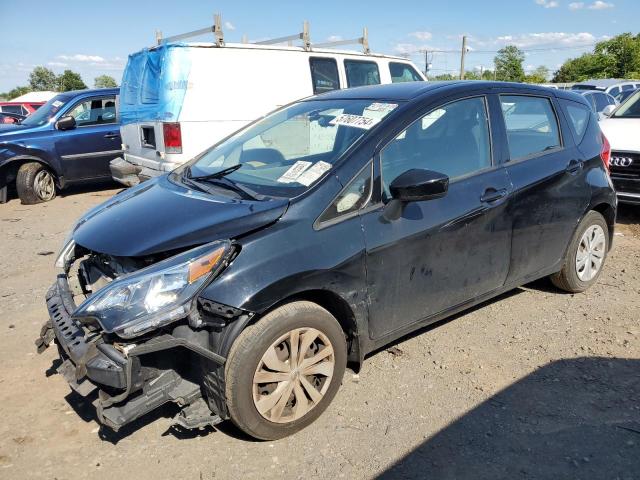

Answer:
[56,115,76,130]
[602,104,616,117]
[389,169,449,202]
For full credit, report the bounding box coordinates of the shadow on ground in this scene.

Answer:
[378,357,640,479]
[3,180,121,205]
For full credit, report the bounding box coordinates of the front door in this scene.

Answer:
[55,96,121,181]
[362,95,513,340]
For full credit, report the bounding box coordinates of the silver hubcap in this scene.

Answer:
[252,327,335,424]
[34,170,55,201]
[576,225,606,281]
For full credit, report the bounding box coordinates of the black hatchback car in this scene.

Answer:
[37,81,616,440]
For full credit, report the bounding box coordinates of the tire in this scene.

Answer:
[16,162,56,204]
[551,211,609,293]
[225,301,347,440]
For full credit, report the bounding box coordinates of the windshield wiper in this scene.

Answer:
[200,177,264,201]
[186,164,242,180]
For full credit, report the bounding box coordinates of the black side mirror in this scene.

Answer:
[389,169,449,202]
[56,115,76,131]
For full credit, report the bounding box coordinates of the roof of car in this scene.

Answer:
[58,87,120,97]
[312,81,560,101]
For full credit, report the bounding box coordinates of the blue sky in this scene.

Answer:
[0,0,635,91]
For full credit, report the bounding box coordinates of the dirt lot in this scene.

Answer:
[0,184,639,480]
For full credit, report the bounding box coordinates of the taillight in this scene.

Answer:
[600,133,611,172]
[163,122,182,154]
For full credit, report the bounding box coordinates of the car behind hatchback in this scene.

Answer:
[37,81,616,440]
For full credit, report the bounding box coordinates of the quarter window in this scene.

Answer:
[500,95,561,160]
[344,60,380,88]
[67,97,117,127]
[593,93,609,112]
[309,58,340,94]
[564,102,590,142]
[317,162,372,225]
[389,62,422,83]
[381,96,491,198]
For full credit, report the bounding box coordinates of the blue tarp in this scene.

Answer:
[119,43,192,125]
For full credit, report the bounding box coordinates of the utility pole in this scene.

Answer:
[460,35,467,80]
[424,50,429,80]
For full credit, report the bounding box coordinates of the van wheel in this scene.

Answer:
[225,301,347,440]
[551,211,609,293]
[16,162,56,204]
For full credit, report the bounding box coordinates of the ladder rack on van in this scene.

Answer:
[154,16,370,54]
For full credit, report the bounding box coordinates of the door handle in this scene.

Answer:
[480,188,507,203]
[566,160,582,174]
[104,133,119,139]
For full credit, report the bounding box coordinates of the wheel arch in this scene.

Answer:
[590,202,616,248]
[248,289,363,370]
[1,155,60,188]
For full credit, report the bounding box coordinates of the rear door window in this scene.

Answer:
[389,62,422,83]
[344,60,380,88]
[500,95,561,160]
[309,58,340,94]
[2,105,23,114]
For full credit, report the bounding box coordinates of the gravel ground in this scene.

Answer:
[0,184,638,480]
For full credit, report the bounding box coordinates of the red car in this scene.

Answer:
[0,102,44,123]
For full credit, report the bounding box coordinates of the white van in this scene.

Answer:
[112,42,425,186]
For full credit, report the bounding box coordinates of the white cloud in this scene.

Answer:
[58,54,105,63]
[224,21,235,30]
[409,31,432,41]
[495,32,599,48]
[327,35,343,42]
[393,43,419,55]
[569,2,585,9]
[588,0,614,9]
[47,61,68,67]
[535,0,559,8]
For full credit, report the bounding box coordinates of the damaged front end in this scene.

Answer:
[36,239,250,431]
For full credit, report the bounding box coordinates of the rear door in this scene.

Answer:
[55,95,121,181]
[361,94,513,340]
[492,92,590,284]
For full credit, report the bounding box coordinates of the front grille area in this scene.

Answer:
[610,151,640,195]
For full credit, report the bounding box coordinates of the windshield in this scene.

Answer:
[612,90,640,118]
[175,99,399,198]
[21,94,71,127]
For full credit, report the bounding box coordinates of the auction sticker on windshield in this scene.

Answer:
[297,161,332,186]
[277,161,312,183]
[330,114,379,130]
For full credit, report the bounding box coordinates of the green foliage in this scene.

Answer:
[1,85,32,100]
[57,70,87,91]
[553,33,640,82]
[524,66,550,84]
[29,66,58,91]
[494,45,525,82]
[432,73,457,81]
[94,75,118,88]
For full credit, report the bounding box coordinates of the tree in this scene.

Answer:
[552,33,640,82]
[57,70,87,91]
[2,85,32,100]
[524,66,550,84]
[94,75,118,88]
[494,45,525,82]
[433,73,457,81]
[29,66,58,91]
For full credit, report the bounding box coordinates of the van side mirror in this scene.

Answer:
[56,115,76,130]
[389,169,449,202]
[602,104,616,117]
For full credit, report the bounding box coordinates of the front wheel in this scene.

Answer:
[551,210,609,293]
[225,301,347,440]
[16,162,56,204]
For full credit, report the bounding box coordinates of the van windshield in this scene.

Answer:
[21,94,72,127]
[177,99,399,198]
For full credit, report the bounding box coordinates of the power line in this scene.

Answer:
[409,43,597,55]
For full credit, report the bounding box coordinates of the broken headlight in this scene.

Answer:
[73,240,232,338]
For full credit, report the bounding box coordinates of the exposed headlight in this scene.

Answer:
[73,240,232,338]
[55,236,76,269]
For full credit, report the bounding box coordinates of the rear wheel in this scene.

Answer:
[225,301,347,440]
[16,162,56,204]
[551,211,609,293]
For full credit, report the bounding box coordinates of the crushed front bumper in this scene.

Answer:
[36,277,226,431]
[109,157,142,187]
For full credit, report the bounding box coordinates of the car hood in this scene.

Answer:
[599,118,640,153]
[72,175,289,257]
[0,123,29,133]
